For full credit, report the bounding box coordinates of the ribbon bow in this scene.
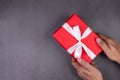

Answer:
[62,23,96,59]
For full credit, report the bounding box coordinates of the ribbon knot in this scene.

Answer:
[62,23,96,59]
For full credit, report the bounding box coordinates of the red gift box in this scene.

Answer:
[53,14,102,63]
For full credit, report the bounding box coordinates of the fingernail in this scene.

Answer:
[77,58,82,64]
[96,38,101,44]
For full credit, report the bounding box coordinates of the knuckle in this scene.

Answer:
[81,61,87,66]
[72,63,76,68]
[72,62,74,66]
[78,69,83,74]
[77,71,80,75]
[107,38,116,44]
[107,38,113,42]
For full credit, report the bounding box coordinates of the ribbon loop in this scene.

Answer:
[62,23,96,59]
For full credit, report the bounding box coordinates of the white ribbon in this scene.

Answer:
[62,23,96,59]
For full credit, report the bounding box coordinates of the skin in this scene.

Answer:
[72,34,120,80]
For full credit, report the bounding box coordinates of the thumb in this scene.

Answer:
[96,38,110,53]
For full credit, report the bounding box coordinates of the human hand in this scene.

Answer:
[72,58,103,80]
[96,34,120,64]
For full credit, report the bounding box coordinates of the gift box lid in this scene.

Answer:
[53,13,102,63]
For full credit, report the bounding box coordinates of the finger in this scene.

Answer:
[90,61,96,65]
[98,34,120,50]
[107,38,120,50]
[90,61,97,68]
[72,58,76,62]
[72,58,80,69]
[77,58,94,71]
[98,34,110,45]
[96,38,110,53]
[72,58,90,78]
[98,34,116,47]
[77,66,90,80]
